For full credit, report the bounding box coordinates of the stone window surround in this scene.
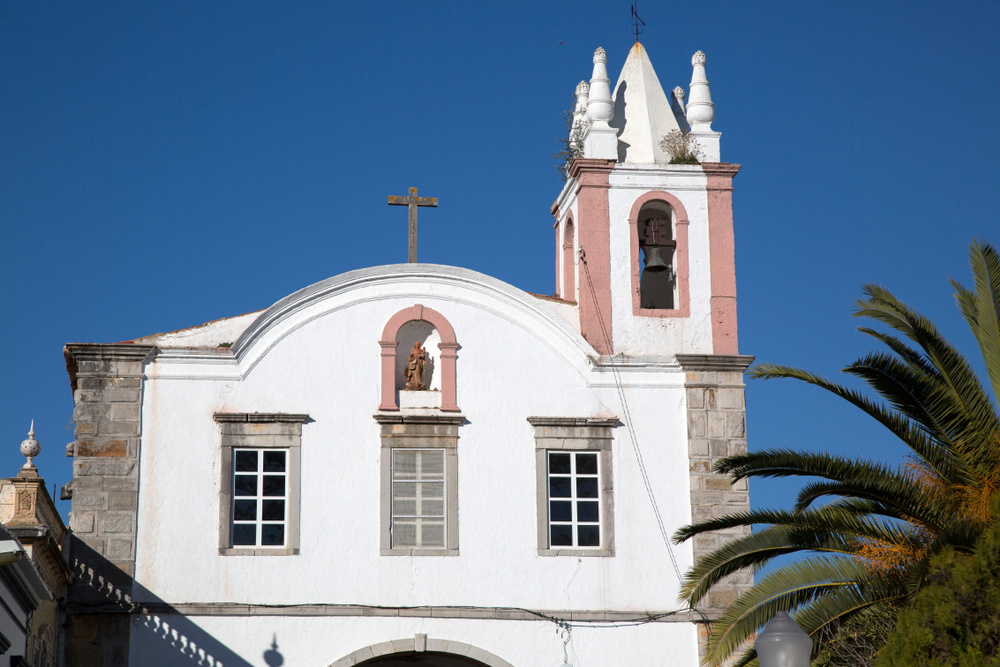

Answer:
[375,413,463,556]
[529,417,617,557]
[627,191,691,318]
[215,413,308,556]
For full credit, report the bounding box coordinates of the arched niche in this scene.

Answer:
[329,638,514,667]
[379,304,459,412]
[562,214,576,302]
[396,320,442,391]
[627,191,691,318]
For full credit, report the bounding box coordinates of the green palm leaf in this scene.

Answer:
[681,241,1000,666]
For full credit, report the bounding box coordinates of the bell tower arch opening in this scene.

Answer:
[637,201,677,310]
[562,215,576,301]
[626,190,691,319]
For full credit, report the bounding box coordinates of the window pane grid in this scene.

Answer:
[392,449,446,548]
[232,449,287,547]
[548,451,601,548]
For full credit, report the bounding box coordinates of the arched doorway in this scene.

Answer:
[329,638,514,667]
[357,652,489,666]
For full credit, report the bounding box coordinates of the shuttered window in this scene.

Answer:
[391,449,446,548]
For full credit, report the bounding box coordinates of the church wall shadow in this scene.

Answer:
[67,536,279,667]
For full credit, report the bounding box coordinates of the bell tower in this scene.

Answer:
[552,44,741,358]
[551,44,753,650]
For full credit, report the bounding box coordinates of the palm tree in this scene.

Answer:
[674,240,1000,666]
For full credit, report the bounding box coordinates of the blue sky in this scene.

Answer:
[2,1,998,527]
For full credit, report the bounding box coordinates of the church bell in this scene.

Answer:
[642,246,671,273]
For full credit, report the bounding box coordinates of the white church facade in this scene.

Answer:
[61,43,751,667]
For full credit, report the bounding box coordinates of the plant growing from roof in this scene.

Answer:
[555,103,584,181]
[659,129,701,164]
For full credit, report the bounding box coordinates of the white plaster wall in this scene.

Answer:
[133,266,699,664]
[133,310,262,347]
[129,614,699,667]
[0,587,28,658]
[136,268,690,609]
[607,164,714,356]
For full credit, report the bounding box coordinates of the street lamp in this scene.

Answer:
[755,611,813,667]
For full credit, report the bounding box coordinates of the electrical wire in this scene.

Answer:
[580,252,685,586]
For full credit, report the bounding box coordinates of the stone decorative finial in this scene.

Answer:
[672,86,686,113]
[568,81,591,155]
[586,48,613,124]
[686,50,715,132]
[574,81,591,120]
[583,47,618,159]
[20,421,41,469]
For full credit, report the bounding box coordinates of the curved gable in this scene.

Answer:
[231,264,595,380]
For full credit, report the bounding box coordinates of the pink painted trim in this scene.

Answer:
[702,163,741,355]
[378,304,460,412]
[438,342,460,412]
[627,191,691,319]
[562,214,576,302]
[378,341,399,411]
[570,159,615,354]
[554,220,562,296]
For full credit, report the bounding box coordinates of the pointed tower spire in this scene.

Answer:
[609,42,683,163]
[583,47,618,160]
[19,420,41,471]
[686,51,721,161]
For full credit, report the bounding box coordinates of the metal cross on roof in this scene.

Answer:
[631,2,645,43]
[387,187,438,263]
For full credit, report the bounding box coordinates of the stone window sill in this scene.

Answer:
[380,547,459,557]
[537,548,614,557]
[219,547,300,557]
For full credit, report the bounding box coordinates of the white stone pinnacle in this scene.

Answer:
[686,50,715,132]
[586,48,613,124]
[672,86,686,113]
[583,47,618,160]
[571,81,590,148]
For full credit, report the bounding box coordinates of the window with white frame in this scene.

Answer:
[547,451,601,548]
[215,413,307,556]
[376,413,462,556]
[530,416,616,556]
[232,449,288,547]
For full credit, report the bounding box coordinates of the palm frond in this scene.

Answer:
[747,366,976,484]
[702,557,879,664]
[677,510,915,605]
[685,242,1000,666]
[953,239,1000,407]
[855,283,1000,468]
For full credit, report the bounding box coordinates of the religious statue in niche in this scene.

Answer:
[405,341,428,390]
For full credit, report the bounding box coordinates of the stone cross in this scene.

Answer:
[388,187,438,263]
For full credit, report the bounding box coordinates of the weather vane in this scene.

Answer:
[631,2,644,43]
